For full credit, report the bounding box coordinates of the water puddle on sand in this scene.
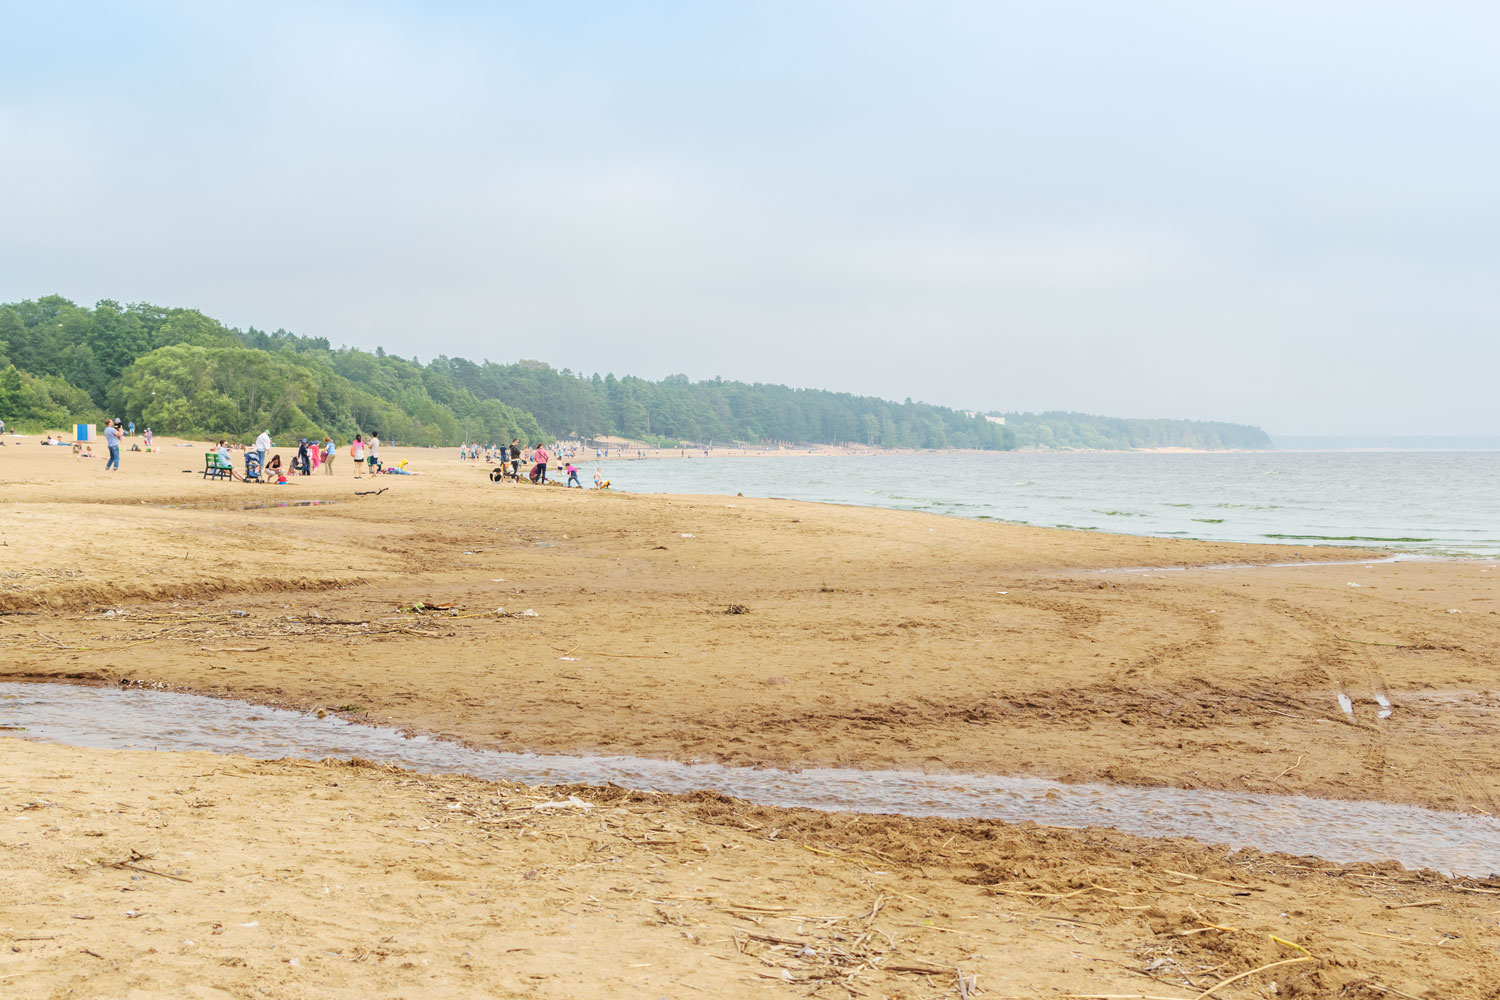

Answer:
[240,500,338,511]
[3,682,1497,878]
[153,500,339,511]
[1094,554,1420,575]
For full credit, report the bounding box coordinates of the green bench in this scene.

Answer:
[203,452,233,480]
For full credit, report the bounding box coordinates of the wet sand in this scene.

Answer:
[2,439,1498,996]
[4,441,1496,811]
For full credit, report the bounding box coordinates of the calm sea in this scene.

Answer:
[597,450,1500,557]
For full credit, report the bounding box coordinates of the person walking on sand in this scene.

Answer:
[367,431,381,475]
[322,436,335,475]
[351,434,365,476]
[254,429,271,470]
[103,419,121,471]
[509,439,521,482]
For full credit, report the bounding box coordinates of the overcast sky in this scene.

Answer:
[3,1,1497,435]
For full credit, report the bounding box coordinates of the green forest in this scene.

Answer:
[0,296,1269,451]
[997,411,1272,450]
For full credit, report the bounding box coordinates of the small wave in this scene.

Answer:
[1191,518,1225,524]
[1095,510,1145,517]
[1263,533,1435,543]
[1055,524,1099,531]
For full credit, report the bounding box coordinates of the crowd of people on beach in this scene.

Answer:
[241,430,381,483]
[7,419,616,490]
[196,430,362,483]
[472,438,609,488]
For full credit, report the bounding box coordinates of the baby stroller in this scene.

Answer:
[244,453,263,483]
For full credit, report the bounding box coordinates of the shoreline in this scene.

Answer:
[617,491,1496,560]
[14,433,1498,562]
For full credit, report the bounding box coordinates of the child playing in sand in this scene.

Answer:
[566,463,581,487]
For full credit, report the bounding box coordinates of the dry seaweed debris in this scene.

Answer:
[304,762,980,998]
[0,606,511,652]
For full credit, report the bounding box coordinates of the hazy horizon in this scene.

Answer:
[4,2,1498,437]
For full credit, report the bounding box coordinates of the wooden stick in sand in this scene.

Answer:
[1274,753,1306,778]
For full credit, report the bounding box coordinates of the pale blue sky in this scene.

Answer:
[3,1,1497,434]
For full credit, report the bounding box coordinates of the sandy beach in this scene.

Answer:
[3,438,1498,997]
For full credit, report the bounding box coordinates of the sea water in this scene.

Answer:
[598,450,1500,556]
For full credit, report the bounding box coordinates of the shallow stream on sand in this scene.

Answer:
[4,682,1497,878]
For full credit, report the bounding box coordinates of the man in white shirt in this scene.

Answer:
[367,432,381,474]
[254,430,271,469]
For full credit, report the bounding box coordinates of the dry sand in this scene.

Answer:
[2,438,1498,997]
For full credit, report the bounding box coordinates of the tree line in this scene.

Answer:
[424,358,1013,450]
[0,296,1269,451]
[997,410,1272,450]
[0,297,542,445]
